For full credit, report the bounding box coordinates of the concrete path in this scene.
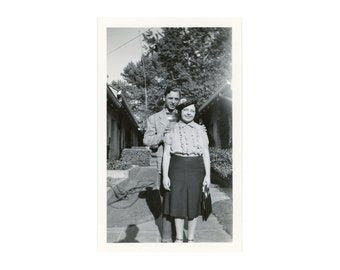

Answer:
[107,167,232,243]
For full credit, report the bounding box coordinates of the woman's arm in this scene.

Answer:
[202,147,211,187]
[200,125,210,186]
[162,143,171,190]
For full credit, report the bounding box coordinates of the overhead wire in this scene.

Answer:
[107,28,152,55]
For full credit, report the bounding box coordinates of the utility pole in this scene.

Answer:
[139,30,148,111]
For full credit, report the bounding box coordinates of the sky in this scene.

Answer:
[107,28,160,83]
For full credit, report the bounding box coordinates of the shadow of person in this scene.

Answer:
[138,188,162,218]
[118,224,139,243]
[139,187,162,235]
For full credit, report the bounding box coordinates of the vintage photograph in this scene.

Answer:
[98,19,242,249]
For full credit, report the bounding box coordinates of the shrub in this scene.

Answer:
[107,147,151,170]
[209,147,232,180]
[121,148,150,167]
[107,159,132,170]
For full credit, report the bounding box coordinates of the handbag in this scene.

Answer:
[201,185,212,221]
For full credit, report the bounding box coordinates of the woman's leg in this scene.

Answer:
[187,217,197,241]
[174,218,184,242]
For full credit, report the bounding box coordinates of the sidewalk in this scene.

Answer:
[107,167,232,243]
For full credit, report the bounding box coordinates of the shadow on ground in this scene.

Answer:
[138,187,163,235]
[118,224,140,243]
[139,187,162,218]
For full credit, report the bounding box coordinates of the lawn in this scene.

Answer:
[212,187,233,237]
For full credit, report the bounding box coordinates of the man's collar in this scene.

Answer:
[164,108,177,114]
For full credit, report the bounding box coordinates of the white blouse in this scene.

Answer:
[165,121,209,156]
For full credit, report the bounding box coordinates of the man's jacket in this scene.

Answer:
[143,109,171,173]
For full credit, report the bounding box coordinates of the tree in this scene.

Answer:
[120,53,168,113]
[110,27,232,125]
[143,28,231,106]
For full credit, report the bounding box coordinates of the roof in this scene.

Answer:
[107,84,140,129]
[198,83,232,114]
[107,84,121,109]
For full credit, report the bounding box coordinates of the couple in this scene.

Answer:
[143,87,210,243]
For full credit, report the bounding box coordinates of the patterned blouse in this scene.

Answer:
[165,120,209,156]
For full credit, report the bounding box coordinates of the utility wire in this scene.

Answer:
[107,28,152,55]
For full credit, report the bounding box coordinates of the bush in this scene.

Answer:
[121,148,150,167]
[209,147,232,180]
[107,147,151,170]
[107,159,132,170]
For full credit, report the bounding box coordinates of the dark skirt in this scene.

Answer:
[163,155,205,219]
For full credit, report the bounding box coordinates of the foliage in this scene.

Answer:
[212,198,232,236]
[143,27,231,107]
[107,148,151,169]
[107,158,132,170]
[209,147,232,180]
[111,80,149,129]
[110,27,232,124]
[121,148,150,167]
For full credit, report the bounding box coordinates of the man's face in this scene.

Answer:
[164,91,180,112]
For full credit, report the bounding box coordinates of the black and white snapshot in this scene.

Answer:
[104,24,240,245]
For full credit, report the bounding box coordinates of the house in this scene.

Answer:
[198,83,232,149]
[107,84,143,160]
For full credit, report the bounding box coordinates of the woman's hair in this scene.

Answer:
[176,98,197,111]
[177,99,199,122]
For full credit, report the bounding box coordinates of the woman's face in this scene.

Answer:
[181,104,196,123]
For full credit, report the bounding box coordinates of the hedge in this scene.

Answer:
[107,159,132,170]
[107,148,151,170]
[209,147,232,181]
[121,148,150,167]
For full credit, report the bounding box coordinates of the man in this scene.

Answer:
[143,87,181,242]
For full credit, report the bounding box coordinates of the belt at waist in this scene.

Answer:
[171,152,202,157]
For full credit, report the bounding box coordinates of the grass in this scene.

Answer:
[212,188,233,236]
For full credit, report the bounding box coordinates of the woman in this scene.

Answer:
[162,99,210,243]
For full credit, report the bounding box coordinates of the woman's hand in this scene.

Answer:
[163,176,171,191]
[203,175,210,188]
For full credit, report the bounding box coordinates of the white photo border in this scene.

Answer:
[98,18,242,252]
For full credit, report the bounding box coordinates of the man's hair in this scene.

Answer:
[164,86,181,98]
